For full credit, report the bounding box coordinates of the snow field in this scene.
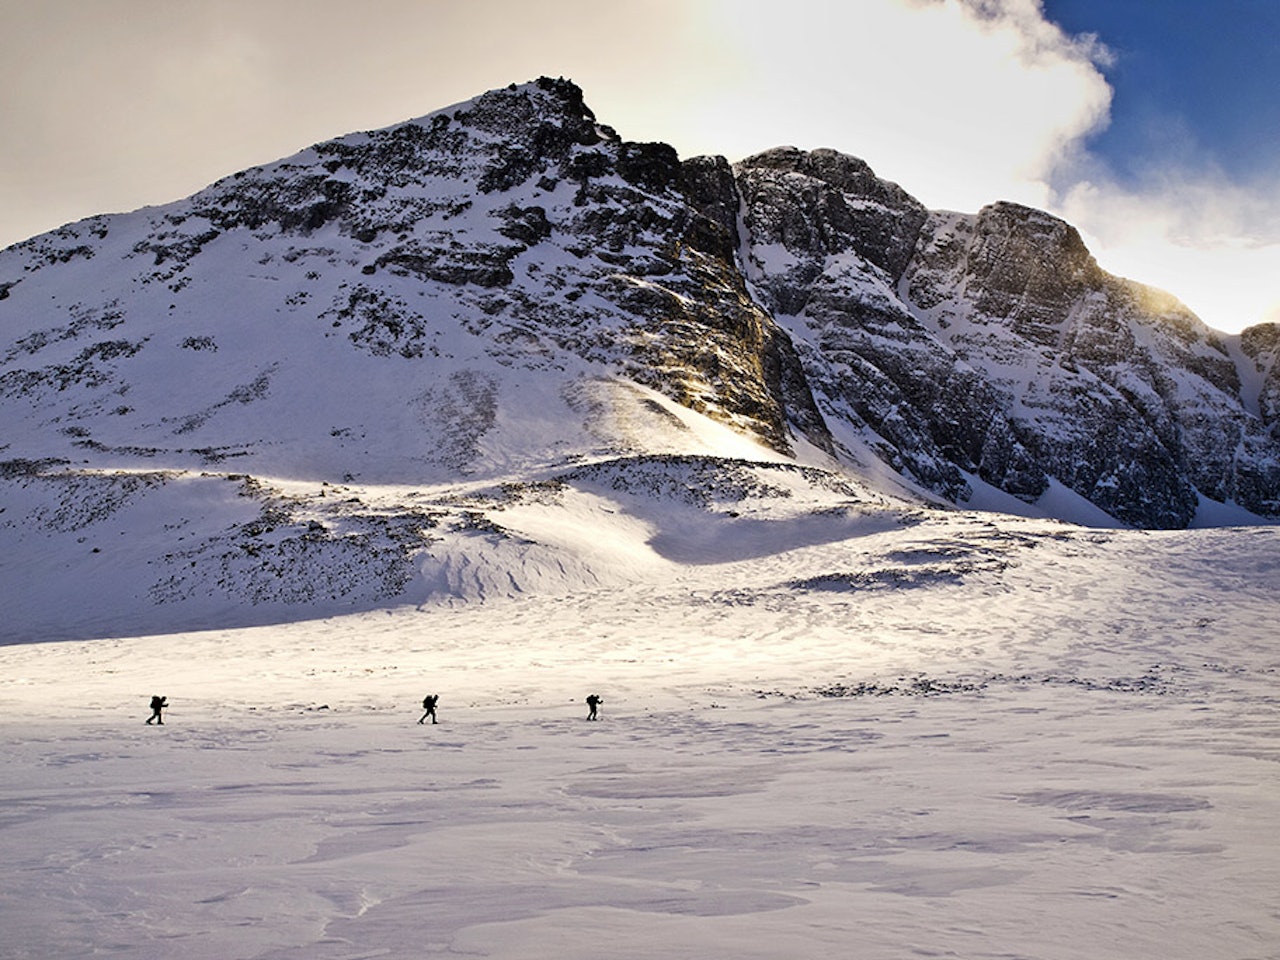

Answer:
[1,517,1277,959]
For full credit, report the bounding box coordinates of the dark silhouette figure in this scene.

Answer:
[585,694,602,721]
[145,695,167,725]
[418,694,439,724]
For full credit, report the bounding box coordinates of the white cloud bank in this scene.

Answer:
[674,0,1112,214]
[0,0,1275,331]
[1055,166,1280,329]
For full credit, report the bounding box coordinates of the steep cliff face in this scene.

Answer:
[1242,324,1280,434]
[1,78,1277,531]
[902,203,1278,525]
[736,151,1046,508]
[732,144,1278,527]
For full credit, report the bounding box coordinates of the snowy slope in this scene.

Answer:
[1,509,1277,959]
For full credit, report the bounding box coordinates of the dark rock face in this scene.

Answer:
[900,205,1272,526]
[738,147,928,285]
[1242,324,1280,435]
[736,152,1045,506]
[732,143,1279,527]
[2,77,1278,528]
[926,202,1102,345]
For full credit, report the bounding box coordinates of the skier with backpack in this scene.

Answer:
[418,694,439,724]
[145,695,167,725]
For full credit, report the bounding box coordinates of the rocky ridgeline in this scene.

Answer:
[2,77,1278,530]
[736,150,1280,527]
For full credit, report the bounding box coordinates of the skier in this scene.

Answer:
[145,695,167,725]
[585,693,602,721]
[418,694,439,725]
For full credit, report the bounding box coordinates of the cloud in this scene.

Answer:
[934,2,1280,334]
[1055,167,1280,333]
[651,0,1113,217]
[0,0,1274,332]
[0,0,706,246]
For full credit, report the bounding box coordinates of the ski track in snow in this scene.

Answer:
[1,520,1278,959]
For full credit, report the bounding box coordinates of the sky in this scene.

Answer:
[0,0,1276,333]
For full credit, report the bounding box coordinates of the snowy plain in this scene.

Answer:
[3,501,1278,959]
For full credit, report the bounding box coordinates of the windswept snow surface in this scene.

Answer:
[2,511,1278,959]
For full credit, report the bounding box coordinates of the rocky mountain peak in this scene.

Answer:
[2,77,1278,540]
[736,146,928,288]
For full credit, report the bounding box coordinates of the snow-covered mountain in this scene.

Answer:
[4,82,1279,958]
[2,77,1277,639]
